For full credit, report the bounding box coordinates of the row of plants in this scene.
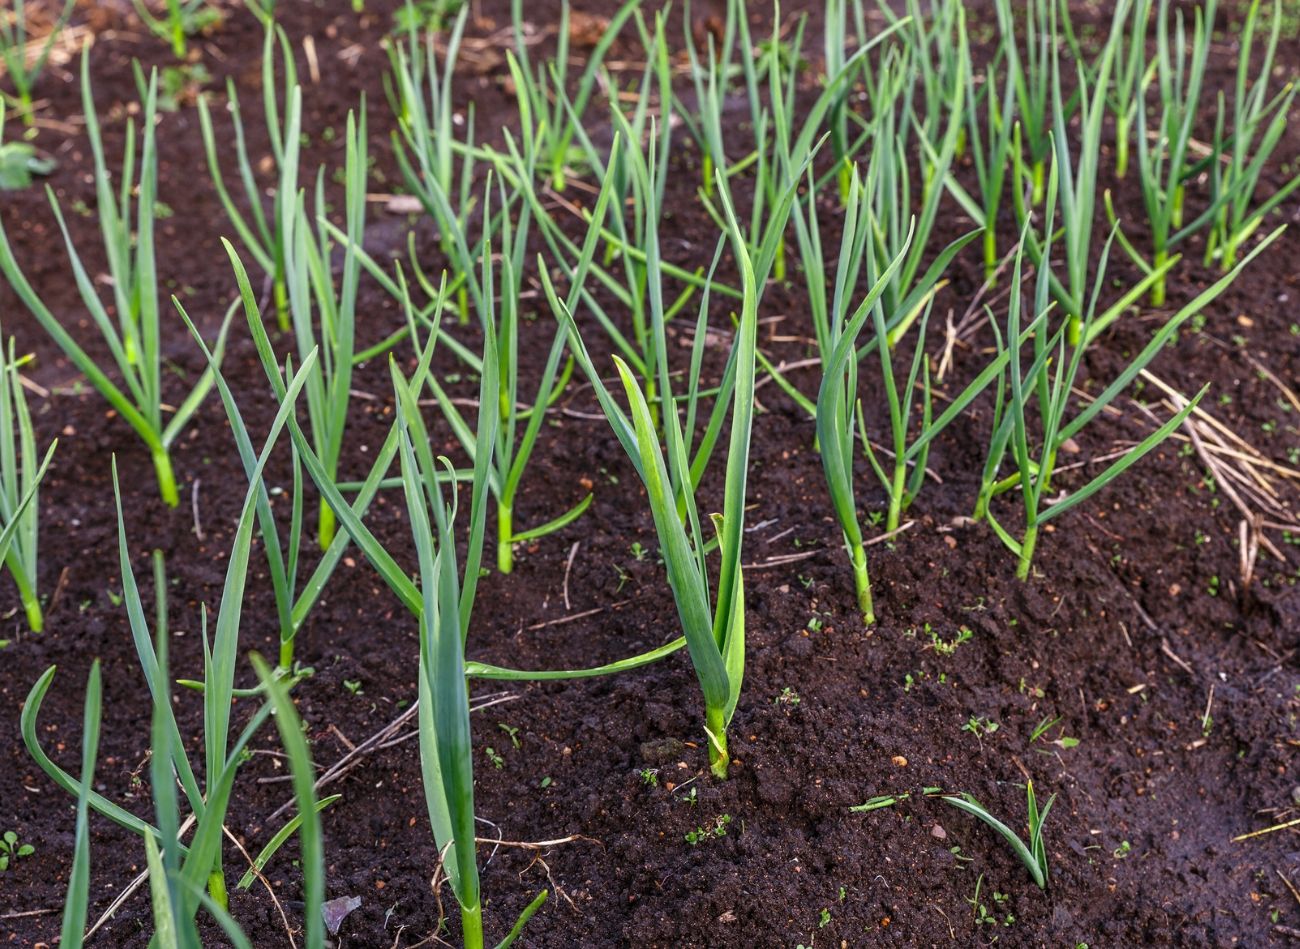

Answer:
[1,0,1295,944]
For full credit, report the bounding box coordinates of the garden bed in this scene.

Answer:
[2,0,1298,946]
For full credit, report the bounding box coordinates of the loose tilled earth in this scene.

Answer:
[1,0,1298,946]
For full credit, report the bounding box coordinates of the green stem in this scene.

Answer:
[1016,524,1038,580]
[837,160,852,205]
[278,635,295,673]
[273,276,290,333]
[983,228,998,285]
[497,503,513,574]
[705,704,729,779]
[852,542,874,625]
[1066,313,1082,349]
[887,465,905,533]
[461,901,484,949]
[207,866,228,911]
[1031,160,1045,206]
[702,152,714,199]
[457,285,469,326]
[9,564,42,633]
[1116,134,1129,180]
[152,447,180,508]
[319,501,336,551]
[1171,185,1185,229]
[1151,249,1167,306]
[773,234,786,284]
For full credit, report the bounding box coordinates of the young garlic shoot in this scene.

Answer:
[57,660,101,949]
[978,186,1282,578]
[507,0,639,191]
[388,2,479,323]
[394,361,548,949]
[130,0,219,59]
[21,355,314,924]
[420,176,595,574]
[994,0,1059,206]
[181,243,431,673]
[545,165,758,779]
[284,106,367,550]
[1106,0,1154,181]
[949,37,1017,284]
[1105,0,1222,306]
[519,39,684,436]
[1203,0,1300,271]
[0,0,74,124]
[1012,0,1160,346]
[0,55,232,507]
[942,782,1055,889]
[198,22,301,331]
[0,331,56,631]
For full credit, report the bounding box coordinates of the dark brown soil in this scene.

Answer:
[2,1,1299,947]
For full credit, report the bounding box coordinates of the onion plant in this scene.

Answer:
[1106,0,1220,306]
[0,56,231,507]
[942,782,1055,889]
[0,0,74,124]
[131,0,219,59]
[976,191,1282,578]
[508,0,639,191]
[21,354,314,925]
[197,23,301,331]
[1203,0,1300,271]
[544,171,757,779]
[0,330,56,631]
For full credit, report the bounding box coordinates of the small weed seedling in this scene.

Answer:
[0,830,34,870]
[685,814,732,846]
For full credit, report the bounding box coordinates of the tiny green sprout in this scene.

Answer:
[0,830,34,870]
[1113,840,1132,859]
[485,747,504,770]
[540,777,552,789]
[630,541,648,562]
[962,715,999,740]
[775,687,801,707]
[499,723,521,749]
[798,574,814,590]
[684,787,698,807]
[838,886,846,902]
[930,627,972,656]
[106,588,122,606]
[342,679,362,695]
[639,768,659,787]
[807,615,824,632]
[943,782,1055,889]
[685,814,732,846]
[818,907,831,928]
[1208,575,1221,597]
